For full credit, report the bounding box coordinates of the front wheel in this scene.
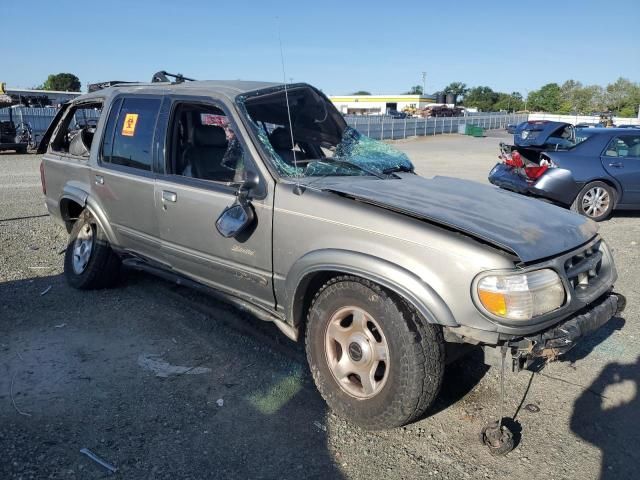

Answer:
[64,210,121,289]
[305,276,445,430]
[571,181,615,222]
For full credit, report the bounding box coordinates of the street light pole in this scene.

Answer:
[421,72,426,96]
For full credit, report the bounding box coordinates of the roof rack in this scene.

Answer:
[151,71,196,84]
[88,81,138,93]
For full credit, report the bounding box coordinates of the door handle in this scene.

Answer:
[162,190,177,203]
[608,162,623,168]
[94,175,104,185]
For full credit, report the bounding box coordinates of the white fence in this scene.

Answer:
[528,112,640,126]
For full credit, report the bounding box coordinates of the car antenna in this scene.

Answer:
[277,18,303,195]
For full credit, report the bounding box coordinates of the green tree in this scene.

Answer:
[493,92,524,112]
[39,73,81,92]
[463,86,499,111]
[527,83,562,112]
[605,77,640,117]
[351,90,371,95]
[443,82,468,103]
[558,80,583,114]
[405,85,423,95]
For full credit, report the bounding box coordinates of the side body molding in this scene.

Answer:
[284,249,458,328]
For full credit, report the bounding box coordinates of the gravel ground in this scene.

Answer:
[1,134,639,479]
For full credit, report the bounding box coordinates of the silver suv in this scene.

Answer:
[39,79,621,429]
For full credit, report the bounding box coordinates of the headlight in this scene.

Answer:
[476,269,565,320]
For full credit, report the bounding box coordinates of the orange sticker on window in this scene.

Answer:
[121,113,139,136]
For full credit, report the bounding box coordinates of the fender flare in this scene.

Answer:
[59,186,117,244]
[284,249,458,328]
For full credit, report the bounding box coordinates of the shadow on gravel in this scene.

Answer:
[570,357,640,480]
[429,348,490,416]
[608,209,640,220]
[0,273,344,479]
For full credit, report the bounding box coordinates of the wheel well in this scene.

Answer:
[292,270,432,337]
[292,270,343,332]
[59,198,85,232]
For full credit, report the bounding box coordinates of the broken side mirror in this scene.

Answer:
[215,202,255,238]
[216,171,259,238]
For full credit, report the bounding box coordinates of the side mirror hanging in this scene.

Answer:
[215,171,259,238]
[215,203,255,238]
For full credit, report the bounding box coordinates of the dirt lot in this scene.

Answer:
[1,131,639,479]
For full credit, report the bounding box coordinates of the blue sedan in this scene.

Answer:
[489,126,640,221]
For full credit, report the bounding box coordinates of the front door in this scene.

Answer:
[155,99,274,310]
[601,134,640,205]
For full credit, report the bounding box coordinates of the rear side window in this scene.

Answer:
[50,102,103,157]
[102,97,161,171]
[604,135,640,158]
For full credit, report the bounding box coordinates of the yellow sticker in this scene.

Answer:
[121,113,139,136]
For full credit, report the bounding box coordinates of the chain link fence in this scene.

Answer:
[1,107,528,147]
[344,113,528,140]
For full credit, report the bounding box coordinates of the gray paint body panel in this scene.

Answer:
[322,174,598,263]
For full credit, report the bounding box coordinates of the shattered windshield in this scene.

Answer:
[237,85,413,179]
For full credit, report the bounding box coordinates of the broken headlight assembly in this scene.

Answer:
[475,269,566,321]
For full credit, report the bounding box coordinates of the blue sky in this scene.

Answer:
[2,0,638,95]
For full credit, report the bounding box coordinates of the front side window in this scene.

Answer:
[166,103,245,183]
[604,135,640,158]
[102,97,161,171]
[237,85,413,178]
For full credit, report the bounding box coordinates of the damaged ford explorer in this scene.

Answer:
[39,75,623,430]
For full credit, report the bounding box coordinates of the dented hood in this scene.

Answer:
[323,174,598,263]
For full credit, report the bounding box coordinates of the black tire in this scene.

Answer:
[64,210,121,289]
[305,276,445,430]
[571,181,615,222]
[17,147,27,154]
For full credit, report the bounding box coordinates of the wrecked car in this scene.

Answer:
[39,78,622,431]
[490,122,640,221]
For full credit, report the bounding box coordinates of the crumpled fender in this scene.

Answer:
[489,163,582,207]
[530,168,582,206]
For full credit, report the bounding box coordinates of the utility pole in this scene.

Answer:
[421,72,426,96]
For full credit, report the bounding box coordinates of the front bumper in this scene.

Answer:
[483,292,624,370]
[522,292,622,359]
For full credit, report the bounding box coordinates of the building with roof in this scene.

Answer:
[328,94,436,115]
[0,83,82,107]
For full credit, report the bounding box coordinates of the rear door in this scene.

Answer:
[154,96,275,310]
[91,95,164,262]
[601,134,640,205]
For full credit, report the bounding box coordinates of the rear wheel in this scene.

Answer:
[64,210,121,289]
[571,181,615,222]
[305,276,445,430]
